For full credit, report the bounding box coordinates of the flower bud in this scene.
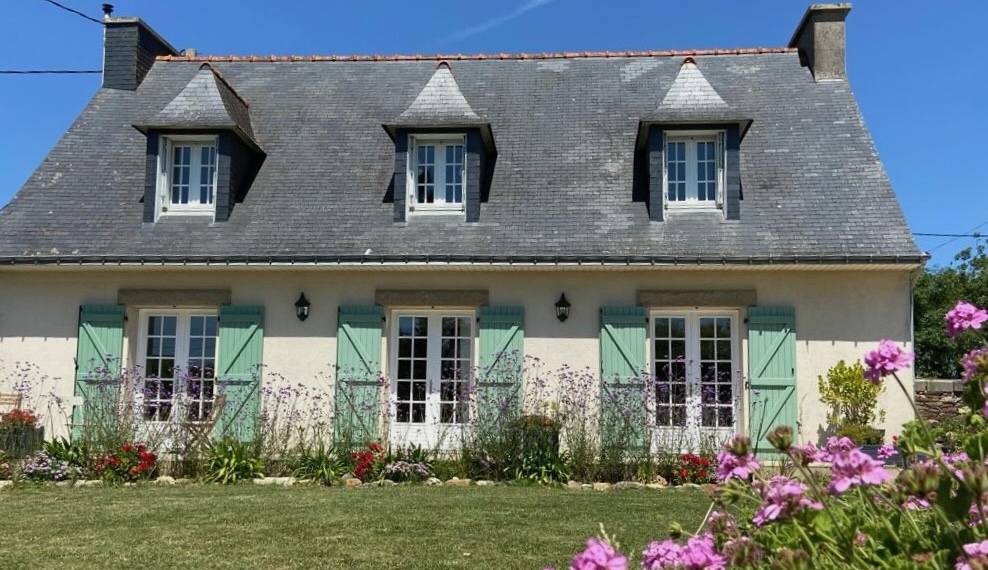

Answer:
[767,426,794,452]
[771,548,809,570]
[667,522,684,539]
[962,464,988,497]
[727,434,752,457]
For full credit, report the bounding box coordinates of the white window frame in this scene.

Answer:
[136,308,219,425]
[407,134,467,215]
[387,309,476,449]
[156,134,219,219]
[663,130,726,212]
[649,309,741,452]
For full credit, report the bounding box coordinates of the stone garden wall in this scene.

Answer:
[914,379,966,422]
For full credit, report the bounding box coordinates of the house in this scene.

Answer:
[0,4,923,455]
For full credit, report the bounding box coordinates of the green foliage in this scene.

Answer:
[202,439,264,484]
[914,242,988,378]
[290,441,344,486]
[835,423,884,445]
[818,359,885,429]
[43,437,89,470]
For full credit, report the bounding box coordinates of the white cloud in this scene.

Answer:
[439,0,559,45]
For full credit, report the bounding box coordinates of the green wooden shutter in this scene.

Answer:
[335,305,384,446]
[747,306,798,459]
[477,306,524,425]
[215,305,264,442]
[73,304,125,441]
[600,306,648,454]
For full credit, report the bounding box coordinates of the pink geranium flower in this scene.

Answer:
[751,476,823,527]
[828,445,892,495]
[946,301,988,338]
[642,534,725,570]
[956,539,988,570]
[863,340,914,383]
[963,348,988,384]
[570,537,627,570]
[715,449,760,482]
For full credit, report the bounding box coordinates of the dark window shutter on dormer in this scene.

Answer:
[393,130,408,222]
[142,133,159,223]
[724,125,741,221]
[646,126,665,222]
[465,130,483,223]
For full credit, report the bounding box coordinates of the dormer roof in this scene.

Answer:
[643,58,752,136]
[134,63,260,150]
[394,62,484,126]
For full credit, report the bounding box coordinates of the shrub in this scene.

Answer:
[0,408,39,430]
[818,359,885,430]
[383,461,432,482]
[835,423,884,445]
[672,452,713,485]
[202,439,264,484]
[91,442,157,482]
[291,441,344,486]
[0,450,12,480]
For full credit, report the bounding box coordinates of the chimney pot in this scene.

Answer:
[101,4,113,19]
[184,48,197,58]
[788,3,852,81]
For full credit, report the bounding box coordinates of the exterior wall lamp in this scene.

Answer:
[555,293,571,322]
[294,292,311,322]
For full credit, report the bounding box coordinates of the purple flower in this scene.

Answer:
[946,301,988,338]
[963,348,988,384]
[877,442,898,460]
[642,535,725,570]
[828,446,891,495]
[956,540,988,570]
[751,475,823,527]
[715,449,760,482]
[863,340,913,383]
[570,537,627,570]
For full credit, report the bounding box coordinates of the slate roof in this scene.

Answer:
[0,49,922,265]
[394,63,485,126]
[135,63,258,147]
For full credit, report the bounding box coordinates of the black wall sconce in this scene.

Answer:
[294,292,311,322]
[555,293,571,322]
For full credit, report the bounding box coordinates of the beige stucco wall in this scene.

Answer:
[0,267,914,446]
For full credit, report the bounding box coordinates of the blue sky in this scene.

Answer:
[1,0,984,264]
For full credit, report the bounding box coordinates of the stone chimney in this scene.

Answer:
[788,4,852,81]
[102,14,179,90]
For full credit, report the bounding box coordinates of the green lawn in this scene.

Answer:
[0,485,711,569]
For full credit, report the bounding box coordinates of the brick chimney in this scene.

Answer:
[102,12,178,90]
[788,4,852,81]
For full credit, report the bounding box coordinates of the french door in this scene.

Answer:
[652,312,739,450]
[390,312,473,448]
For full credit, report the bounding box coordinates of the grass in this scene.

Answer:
[0,484,711,569]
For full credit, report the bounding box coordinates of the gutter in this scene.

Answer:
[0,253,929,268]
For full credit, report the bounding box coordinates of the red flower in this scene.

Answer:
[122,443,133,453]
[368,442,383,453]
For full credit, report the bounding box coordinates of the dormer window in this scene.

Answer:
[409,135,465,213]
[158,135,218,216]
[664,131,725,209]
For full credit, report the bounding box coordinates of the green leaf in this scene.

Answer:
[964,430,988,463]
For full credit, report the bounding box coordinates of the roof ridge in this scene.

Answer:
[156,46,796,63]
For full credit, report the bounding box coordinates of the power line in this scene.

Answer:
[0,69,100,74]
[913,232,984,238]
[927,219,988,252]
[38,0,103,25]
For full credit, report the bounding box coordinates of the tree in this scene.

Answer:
[913,240,988,378]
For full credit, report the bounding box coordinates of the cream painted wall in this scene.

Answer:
[0,268,914,445]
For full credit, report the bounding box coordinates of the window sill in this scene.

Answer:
[409,207,465,216]
[159,209,216,218]
[665,204,723,214]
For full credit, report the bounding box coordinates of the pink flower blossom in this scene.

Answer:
[715,449,760,482]
[877,442,898,460]
[570,537,627,570]
[828,444,892,495]
[963,348,988,384]
[817,437,855,464]
[642,535,725,570]
[903,497,931,511]
[751,475,823,527]
[956,540,988,570]
[863,340,914,383]
[946,301,988,338]
[800,441,821,463]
